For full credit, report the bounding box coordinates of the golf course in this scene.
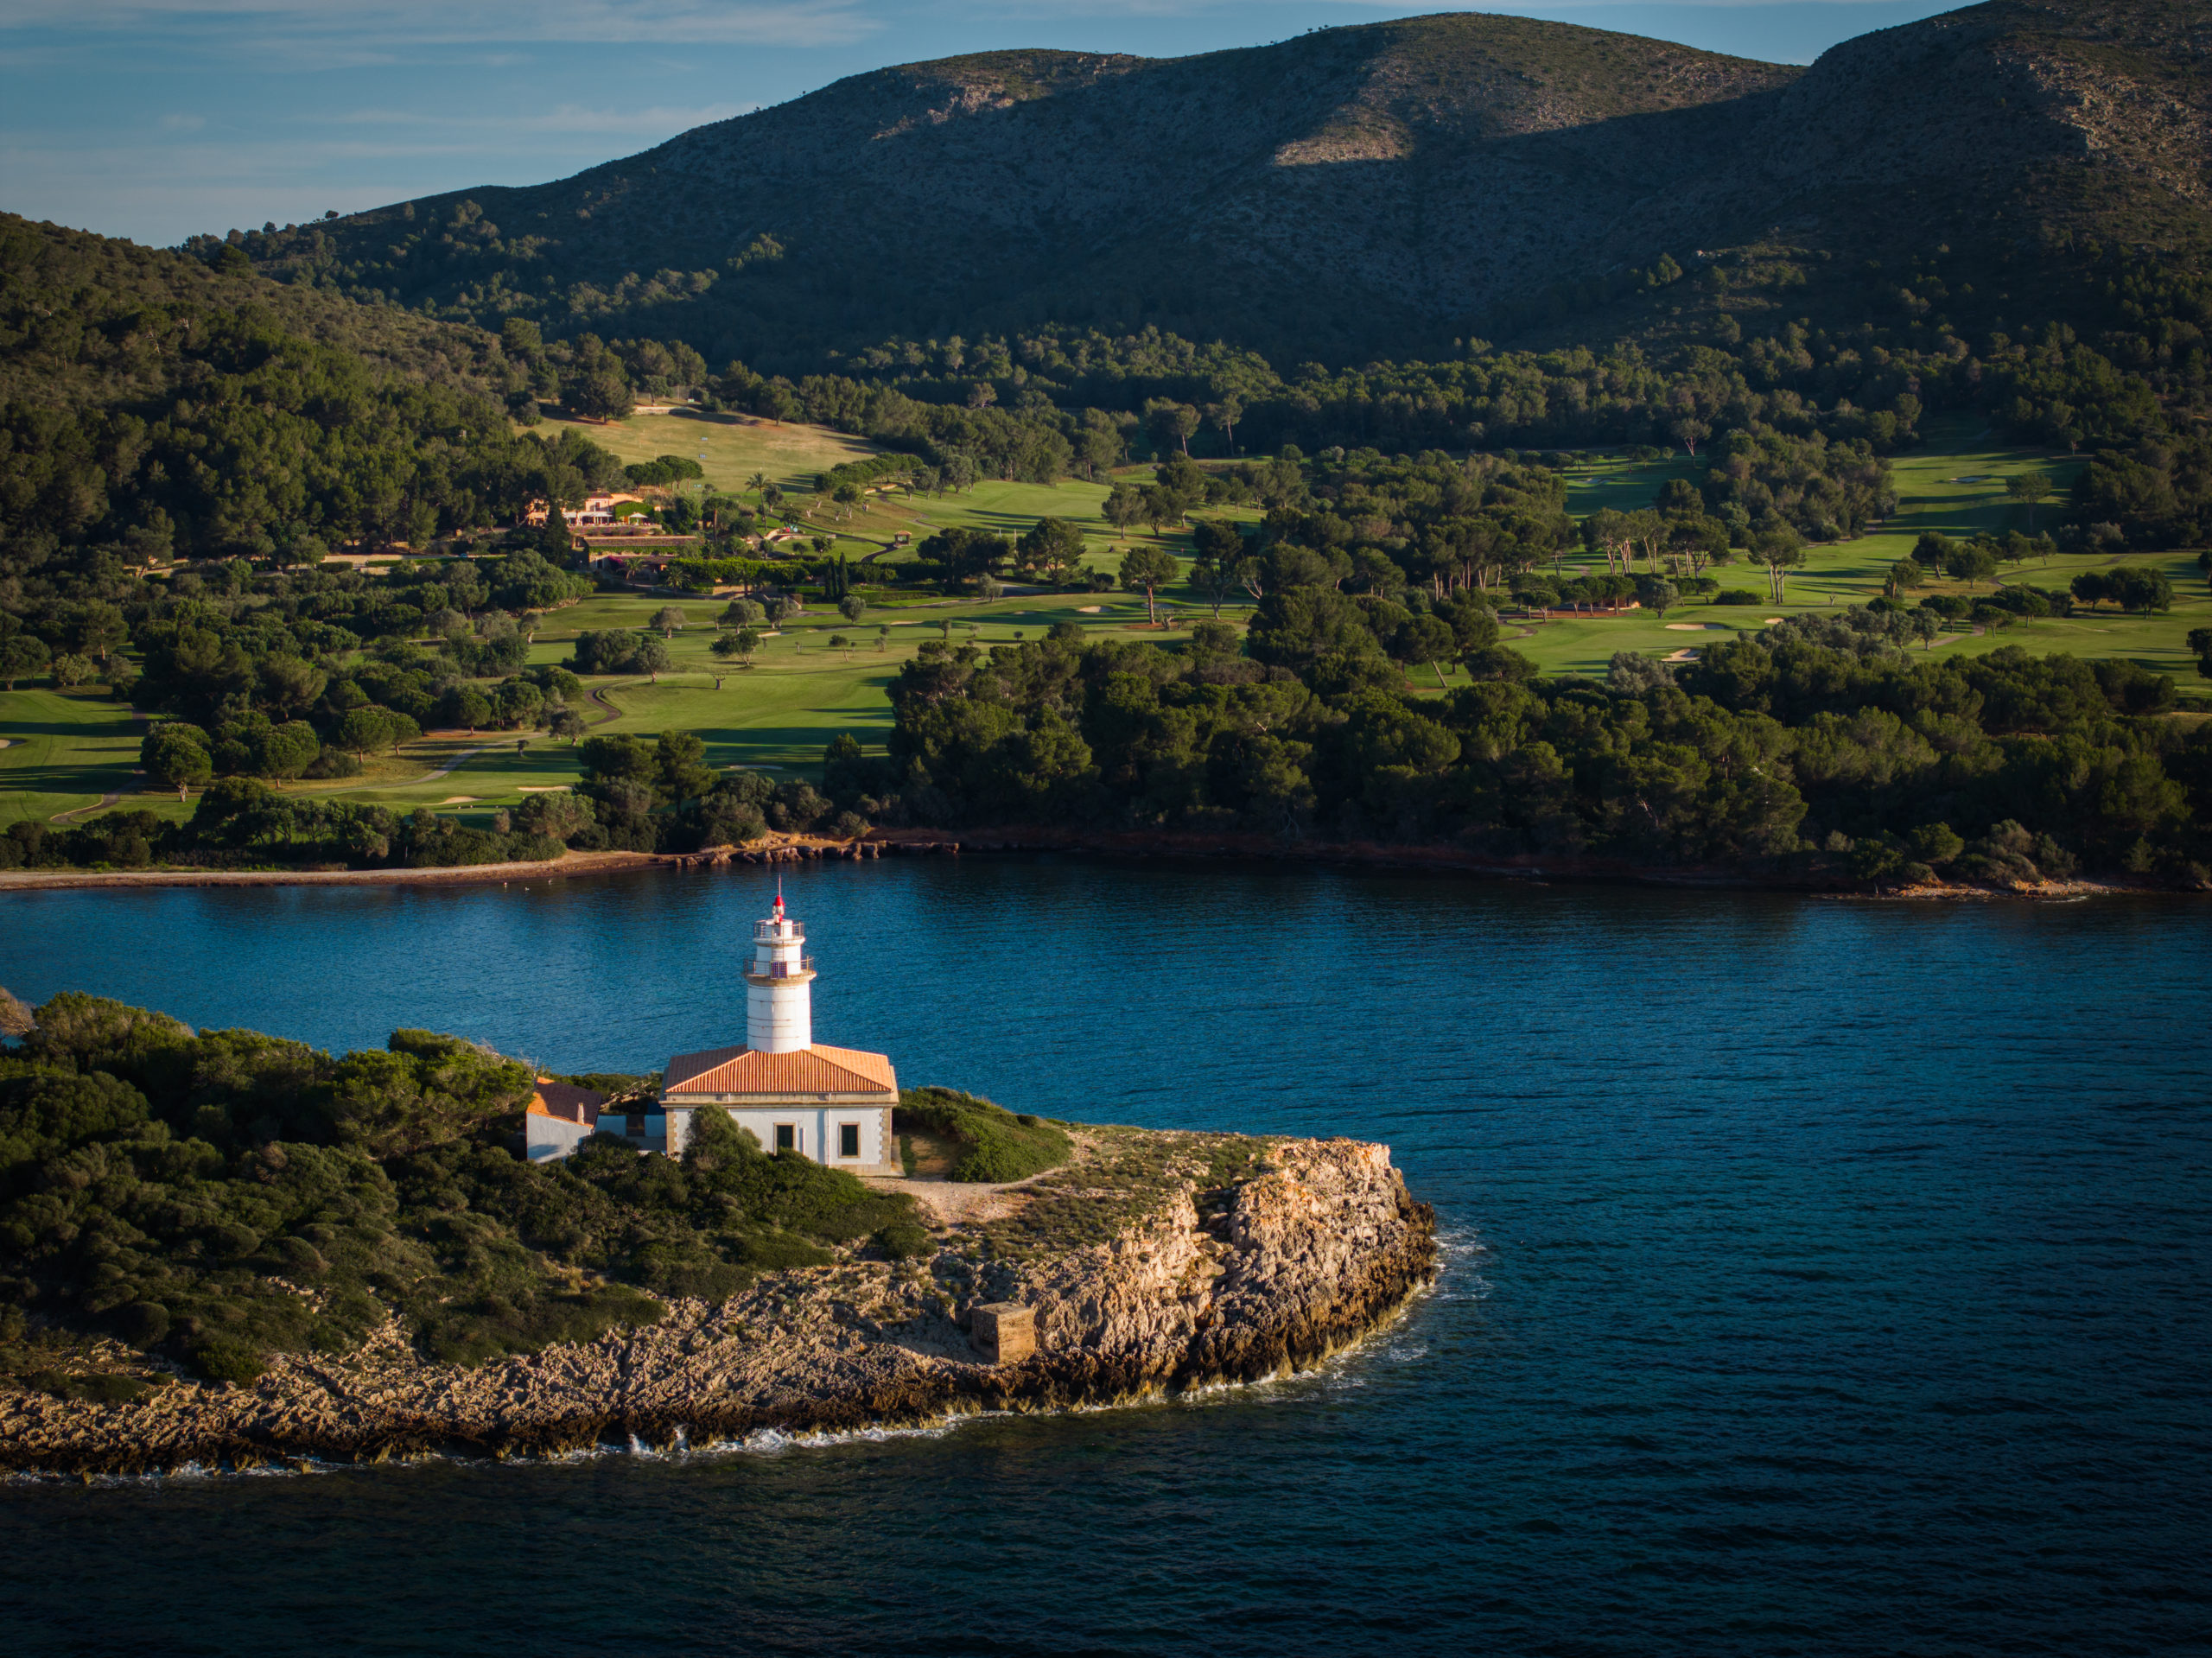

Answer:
[2,411,2204,835]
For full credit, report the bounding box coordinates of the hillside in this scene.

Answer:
[0,213,613,560]
[0,215,501,414]
[231,3,2212,367]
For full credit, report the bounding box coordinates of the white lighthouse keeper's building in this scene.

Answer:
[657,885,903,1174]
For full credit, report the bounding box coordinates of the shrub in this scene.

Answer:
[26,1370,154,1404]
[114,1299,170,1348]
[734,1229,836,1272]
[894,1088,1071,1184]
[1714,589,1762,606]
[187,1334,268,1387]
[871,1219,933,1261]
[415,1285,665,1368]
[0,993,932,1379]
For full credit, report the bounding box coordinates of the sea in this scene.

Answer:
[1,860,2206,1657]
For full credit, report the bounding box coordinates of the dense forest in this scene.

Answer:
[836,607,2207,888]
[696,238,2212,556]
[0,991,957,1388]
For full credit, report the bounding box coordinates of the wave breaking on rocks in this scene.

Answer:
[2,1135,1435,1477]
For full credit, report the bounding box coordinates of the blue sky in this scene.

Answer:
[3,1,1963,248]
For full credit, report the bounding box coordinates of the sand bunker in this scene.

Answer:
[1664,623,1715,631]
[515,785,570,793]
[1665,649,1699,662]
[437,796,478,805]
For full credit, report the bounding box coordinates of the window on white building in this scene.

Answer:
[839,1123,861,1159]
[775,1123,797,1153]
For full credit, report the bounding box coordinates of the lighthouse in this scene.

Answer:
[745,882,813,1052]
[639,882,903,1173]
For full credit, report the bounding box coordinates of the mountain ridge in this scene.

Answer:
[181,2,2212,368]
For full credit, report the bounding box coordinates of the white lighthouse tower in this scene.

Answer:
[744,881,814,1052]
[647,881,901,1172]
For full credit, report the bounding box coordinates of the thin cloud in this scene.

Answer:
[0,1,877,47]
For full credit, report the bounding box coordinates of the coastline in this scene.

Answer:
[0,825,2182,901]
[1,1134,1437,1478]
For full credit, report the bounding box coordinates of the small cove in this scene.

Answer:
[3,861,2208,1656]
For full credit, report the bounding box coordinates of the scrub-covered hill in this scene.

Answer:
[0,215,501,415]
[227,2,2212,365]
[223,14,1797,363]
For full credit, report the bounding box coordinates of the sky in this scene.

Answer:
[1,1,1966,249]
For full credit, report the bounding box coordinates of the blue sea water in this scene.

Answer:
[2,861,2208,1657]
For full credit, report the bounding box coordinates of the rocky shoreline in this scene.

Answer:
[0,1136,1435,1478]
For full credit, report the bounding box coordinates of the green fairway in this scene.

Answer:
[799,468,1208,581]
[530,409,1241,582]
[0,689,152,826]
[236,587,1228,829]
[1560,451,1704,517]
[538,411,1191,579]
[535,409,879,494]
[1519,424,2209,691]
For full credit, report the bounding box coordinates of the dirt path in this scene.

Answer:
[857,1132,1096,1226]
[49,789,127,824]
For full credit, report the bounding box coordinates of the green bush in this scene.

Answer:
[415,1284,665,1368]
[734,1229,836,1272]
[871,1218,933,1261]
[680,1105,912,1241]
[895,1088,1071,1184]
[188,1335,268,1387]
[25,1369,156,1404]
[1714,588,1762,606]
[113,1299,169,1348]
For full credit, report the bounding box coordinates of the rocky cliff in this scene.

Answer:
[0,1134,1434,1477]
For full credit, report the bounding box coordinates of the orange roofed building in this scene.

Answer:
[585,884,900,1173]
[658,1039,899,1173]
[524,1079,607,1162]
[534,886,903,1172]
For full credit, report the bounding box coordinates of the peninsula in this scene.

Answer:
[0,895,1433,1476]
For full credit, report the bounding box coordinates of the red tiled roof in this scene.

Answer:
[661,1044,898,1096]
[528,1080,605,1127]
